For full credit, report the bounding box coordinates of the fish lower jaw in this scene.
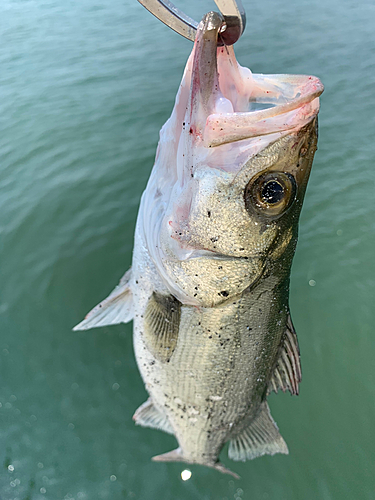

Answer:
[157,249,266,307]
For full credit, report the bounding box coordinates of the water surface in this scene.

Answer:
[1,0,374,498]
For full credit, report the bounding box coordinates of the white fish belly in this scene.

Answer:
[133,233,287,463]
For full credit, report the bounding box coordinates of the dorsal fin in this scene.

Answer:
[228,402,288,462]
[73,268,133,331]
[133,398,174,435]
[268,313,301,395]
[144,292,181,363]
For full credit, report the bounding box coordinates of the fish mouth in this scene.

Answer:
[186,17,323,148]
[203,74,323,148]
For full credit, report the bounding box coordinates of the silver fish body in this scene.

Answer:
[74,12,323,476]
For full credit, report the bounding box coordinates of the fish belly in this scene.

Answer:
[133,233,288,465]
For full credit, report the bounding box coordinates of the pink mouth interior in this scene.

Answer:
[205,46,324,147]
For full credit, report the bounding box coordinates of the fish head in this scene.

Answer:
[142,12,323,307]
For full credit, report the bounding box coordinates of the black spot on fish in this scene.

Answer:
[220,291,229,297]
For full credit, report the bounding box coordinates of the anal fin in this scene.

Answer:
[73,268,133,331]
[152,447,183,462]
[269,313,302,395]
[152,448,240,479]
[133,398,174,435]
[228,402,288,462]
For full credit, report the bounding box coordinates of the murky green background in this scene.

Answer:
[1,0,374,498]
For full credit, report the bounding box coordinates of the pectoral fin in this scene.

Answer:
[133,398,174,435]
[73,269,133,331]
[268,313,301,395]
[228,402,288,462]
[144,292,181,363]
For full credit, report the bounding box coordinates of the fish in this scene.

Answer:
[74,11,323,477]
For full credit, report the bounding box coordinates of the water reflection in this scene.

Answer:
[181,469,192,481]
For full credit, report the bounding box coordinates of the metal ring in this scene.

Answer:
[137,0,246,45]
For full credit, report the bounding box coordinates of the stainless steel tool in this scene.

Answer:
[137,0,246,45]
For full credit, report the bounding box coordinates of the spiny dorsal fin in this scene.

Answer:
[228,402,288,462]
[268,313,301,395]
[144,292,181,363]
[73,268,133,331]
[133,398,174,435]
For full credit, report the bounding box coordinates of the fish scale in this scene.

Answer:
[74,10,322,477]
[141,276,287,461]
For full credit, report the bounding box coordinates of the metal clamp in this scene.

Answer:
[137,0,246,45]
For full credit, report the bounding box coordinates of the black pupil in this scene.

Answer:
[261,180,284,204]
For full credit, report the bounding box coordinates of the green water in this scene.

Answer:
[1,0,374,498]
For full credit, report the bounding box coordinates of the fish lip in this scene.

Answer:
[188,249,262,261]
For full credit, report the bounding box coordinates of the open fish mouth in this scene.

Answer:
[181,11,324,151]
[203,65,324,148]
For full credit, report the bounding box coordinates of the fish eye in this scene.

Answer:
[244,172,297,218]
[261,180,284,204]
